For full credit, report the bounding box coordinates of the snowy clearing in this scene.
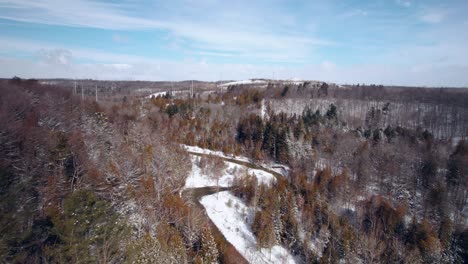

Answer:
[218,79,267,87]
[146,90,187,98]
[182,145,289,176]
[146,91,167,98]
[184,156,276,189]
[183,145,250,163]
[284,78,305,85]
[200,191,297,264]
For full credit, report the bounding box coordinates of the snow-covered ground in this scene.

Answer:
[183,145,289,176]
[200,191,297,264]
[184,145,296,263]
[146,90,188,99]
[184,156,276,189]
[260,99,267,120]
[183,145,250,163]
[284,78,305,85]
[452,136,466,146]
[218,79,267,87]
[146,91,167,98]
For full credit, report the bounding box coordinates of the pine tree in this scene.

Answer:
[262,122,277,158]
[275,129,290,164]
[325,104,337,121]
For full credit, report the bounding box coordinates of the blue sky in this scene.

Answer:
[0,0,467,86]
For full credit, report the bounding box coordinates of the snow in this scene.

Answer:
[343,204,356,212]
[200,191,297,264]
[218,79,267,87]
[183,144,291,189]
[296,210,326,258]
[182,145,251,163]
[146,90,188,99]
[268,98,466,140]
[263,163,289,176]
[184,145,294,262]
[183,145,289,175]
[452,136,465,146]
[260,99,267,120]
[285,78,304,85]
[146,91,168,98]
[246,168,276,185]
[184,156,276,189]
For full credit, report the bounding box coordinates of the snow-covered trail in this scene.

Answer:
[200,191,297,264]
[185,150,286,181]
[181,186,248,263]
[181,147,297,264]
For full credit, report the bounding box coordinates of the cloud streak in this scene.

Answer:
[38,48,72,65]
[0,0,467,86]
[396,0,411,8]
[2,54,467,87]
[420,11,445,24]
[0,0,332,62]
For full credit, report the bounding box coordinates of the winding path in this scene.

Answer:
[181,151,285,264]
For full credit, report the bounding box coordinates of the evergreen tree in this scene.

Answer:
[262,122,277,158]
[326,104,337,120]
[275,129,290,164]
[48,190,129,263]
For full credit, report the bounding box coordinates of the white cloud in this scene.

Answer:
[396,0,411,8]
[420,11,445,24]
[1,1,467,86]
[112,34,129,44]
[341,9,368,18]
[38,48,72,65]
[320,61,336,71]
[0,0,168,30]
[0,0,332,62]
[0,34,467,86]
[0,36,149,64]
[1,54,467,87]
[101,63,132,70]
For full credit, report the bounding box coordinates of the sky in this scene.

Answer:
[0,0,467,86]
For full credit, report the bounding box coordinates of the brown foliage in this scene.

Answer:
[161,193,190,227]
[252,209,276,248]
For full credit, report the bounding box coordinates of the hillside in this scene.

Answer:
[0,77,467,263]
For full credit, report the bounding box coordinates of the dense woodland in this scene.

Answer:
[0,78,467,263]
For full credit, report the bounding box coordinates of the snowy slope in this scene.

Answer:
[146,90,188,99]
[146,91,168,98]
[184,156,276,189]
[183,145,250,163]
[200,191,297,264]
[183,145,289,176]
[218,79,267,87]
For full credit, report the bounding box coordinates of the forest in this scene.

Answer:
[0,77,467,263]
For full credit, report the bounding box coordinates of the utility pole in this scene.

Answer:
[81,83,84,100]
[74,80,77,94]
[95,84,98,102]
